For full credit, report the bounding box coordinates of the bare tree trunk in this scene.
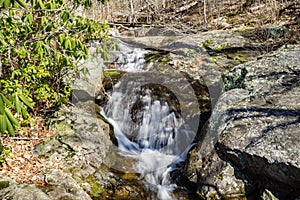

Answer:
[129,0,135,23]
[203,0,207,26]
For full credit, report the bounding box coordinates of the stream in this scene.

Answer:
[101,40,202,199]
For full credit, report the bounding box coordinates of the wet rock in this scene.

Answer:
[101,70,127,92]
[102,70,211,146]
[181,89,250,199]
[113,30,263,108]
[118,30,263,71]
[262,189,279,200]
[83,164,147,200]
[33,101,147,199]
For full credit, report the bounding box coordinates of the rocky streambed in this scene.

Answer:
[0,29,299,200]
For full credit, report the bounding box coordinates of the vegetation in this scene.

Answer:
[0,0,109,136]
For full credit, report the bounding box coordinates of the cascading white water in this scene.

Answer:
[102,41,197,199]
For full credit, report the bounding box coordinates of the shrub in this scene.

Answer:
[0,0,109,135]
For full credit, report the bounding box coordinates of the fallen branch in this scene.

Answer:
[9,137,41,141]
[175,1,199,13]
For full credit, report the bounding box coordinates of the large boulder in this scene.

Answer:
[33,101,148,199]
[0,170,91,200]
[218,44,300,199]
[182,89,251,199]
[185,44,300,199]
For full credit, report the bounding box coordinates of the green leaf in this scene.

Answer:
[0,0,5,6]
[82,66,90,76]
[41,17,47,25]
[58,35,64,44]
[49,2,54,9]
[65,39,71,50]
[19,94,33,110]
[31,0,36,7]
[25,13,33,24]
[71,39,76,50]
[61,11,70,22]
[0,97,4,115]
[21,106,29,119]
[4,0,12,9]
[0,115,7,134]
[15,0,27,9]
[14,95,21,114]
[5,115,15,136]
[38,0,45,9]
[1,94,13,108]
[4,108,20,128]
[97,47,103,54]
[9,9,16,16]
[63,39,68,49]
[102,51,109,61]
[84,46,89,55]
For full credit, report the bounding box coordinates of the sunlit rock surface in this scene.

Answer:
[185,45,300,199]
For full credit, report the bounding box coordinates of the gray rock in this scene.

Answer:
[33,101,147,199]
[72,47,104,103]
[262,189,279,200]
[0,178,50,200]
[113,30,264,108]
[184,44,300,199]
[0,172,91,200]
[185,146,246,199]
[183,89,250,199]
[43,169,92,200]
[216,45,300,198]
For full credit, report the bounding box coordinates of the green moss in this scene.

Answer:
[223,67,248,91]
[207,193,220,200]
[236,28,251,34]
[144,51,171,66]
[202,39,215,48]
[0,181,10,189]
[218,172,224,180]
[202,40,229,57]
[215,43,228,52]
[103,71,122,77]
[227,51,248,64]
[202,39,228,51]
[145,52,159,62]
[90,181,104,197]
[102,70,126,91]
[85,175,104,198]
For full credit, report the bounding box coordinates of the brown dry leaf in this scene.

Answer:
[0,116,63,185]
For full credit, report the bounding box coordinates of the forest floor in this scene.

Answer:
[0,117,62,185]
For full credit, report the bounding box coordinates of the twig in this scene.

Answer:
[9,137,41,141]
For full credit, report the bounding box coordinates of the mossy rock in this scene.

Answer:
[102,70,126,91]
[82,164,147,200]
[84,175,104,198]
[0,181,10,190]
[222,67,248,91]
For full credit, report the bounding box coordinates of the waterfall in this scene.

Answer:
[102,41,198,199]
